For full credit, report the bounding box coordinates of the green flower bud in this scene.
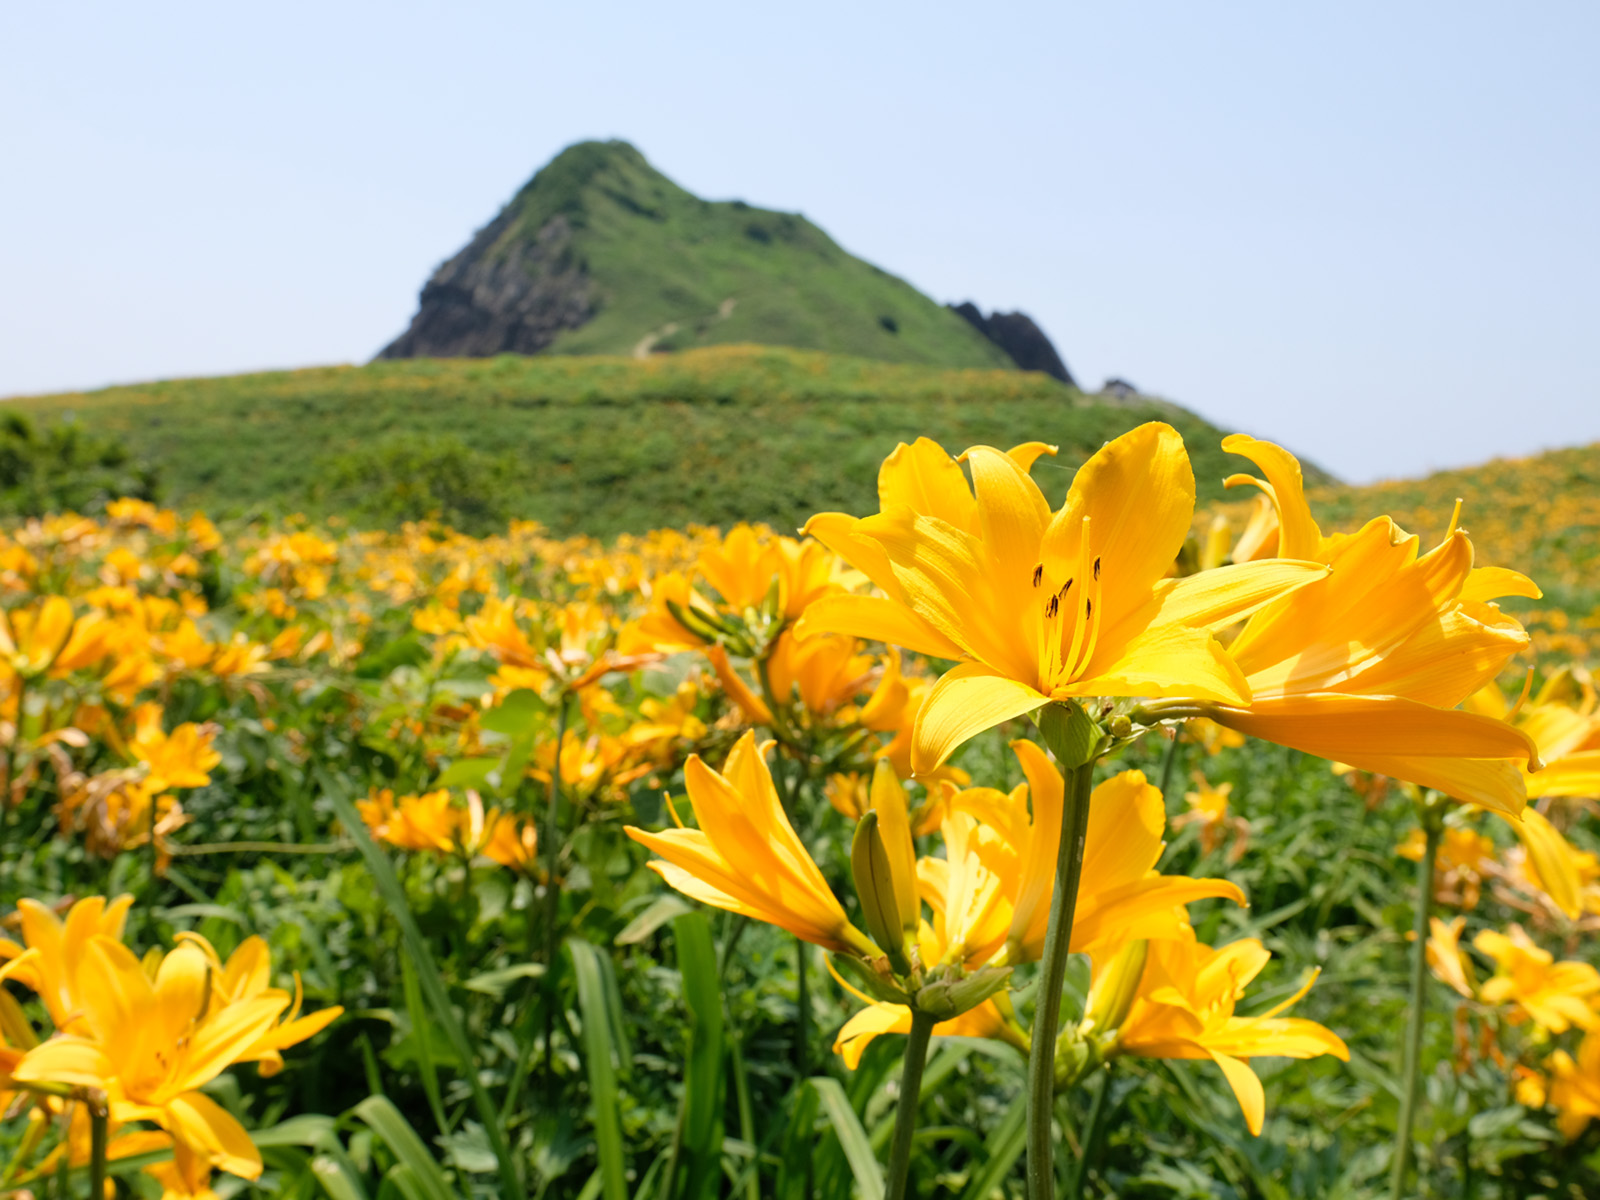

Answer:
[851,812,913,976]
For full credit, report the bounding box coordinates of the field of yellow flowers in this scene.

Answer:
[0,425,1597,1200]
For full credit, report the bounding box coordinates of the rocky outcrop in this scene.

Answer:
[377,211,596,360]
[948,303,1075,386]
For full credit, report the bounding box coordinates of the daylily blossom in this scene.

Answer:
[799,425,1326,772]
[1069,931,1348,1135]
[1548,1030,1600,1139]
[1474,925,1600,1033]
[1185,435,1543,816]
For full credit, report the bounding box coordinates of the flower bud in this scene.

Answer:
[1082,939,1148,1040]
[913,964,1012,1021]
[869,760,920,940]
[851,812,913,976]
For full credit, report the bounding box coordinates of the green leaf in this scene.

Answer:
[433,757,498,791]
[354,1096,460,1200]
[673,912,725,1200]
[614,895,694,945]
[460,962,546,998]
[956,1092,1026,1200]
[324,776,523,1199]
[401,955,451,1136]
[480,688,547,734]
[312,1154,373,1200]
[568,937,628,1200]
[811,1077,884,1198]
[251,1115,340,1147]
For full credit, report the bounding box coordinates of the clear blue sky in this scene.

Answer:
[3,1,1596,483]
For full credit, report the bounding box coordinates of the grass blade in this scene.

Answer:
[401,955,452,1136]
[673,912,725,1200]
[568,936,628,1200]
[313,1154,372,1200]
[811,1077,884,1198]
[325,778,522,1199]
[957,1091,1026,1200]
[354,1096,459,1200]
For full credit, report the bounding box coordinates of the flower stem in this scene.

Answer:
[1390,815,1441,1200]
[1026,757,1096,1200]
[540,691,572,1096]
[89,1094,108,1200]
[885,1010,937,1200]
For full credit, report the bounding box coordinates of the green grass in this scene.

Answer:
[8,345,1287,536]
[459,139,1014,369]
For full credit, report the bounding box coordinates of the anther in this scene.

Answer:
[1093,557,1102,581]
[1045,595,1059,619]
[1031,563,1043,588]
[1085,599,1094,620]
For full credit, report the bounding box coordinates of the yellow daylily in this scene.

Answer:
[951,746,1245,965]
[1548,1030,1600,1139]
[1468,672,1600,801]
[176,933,345,1076]
[1426,915,1477,999]
[799,425,1327,772]
[1081,931,1349,1135]
[14,936,285,1179]
[1191,435,1542,816]
[1474,925,1600,1033]
[0,894,135,1029]
[624,731,879,956]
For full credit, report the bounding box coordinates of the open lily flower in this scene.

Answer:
[624,731,879,956]
[0,894,135,1030]
[1079,931,1348,1136]
[799,425,1325,773]
[1188,435,1542,816]
[1548,1030,1600,1140]
[949,744,1246,964]
[1474,925,1600,1034]
[14,936,286,1180]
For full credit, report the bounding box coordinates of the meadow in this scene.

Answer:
[0,419,1596,1200]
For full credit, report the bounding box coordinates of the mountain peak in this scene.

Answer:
[377,143,1026,370]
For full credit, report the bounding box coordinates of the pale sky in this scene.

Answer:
[2,1,1596,483]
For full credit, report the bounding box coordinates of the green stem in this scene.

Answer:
[1026,758,1096,1200]
[795,936,810,1079]
[89,1096,108,1200]
[1390,817,1441,1200]
[885,1010,937,1200]
[1157,727,1182,801]
[540,692,572,1093]
[1067,1068,1110,1199]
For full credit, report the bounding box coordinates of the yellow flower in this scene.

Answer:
[1548,1030,1600,1139]
[15,936,286,1179]
[1467,672,1600,802]
[145,1144,221,1200]
[1426,915,1477,999]
[800,425,1325,773]
[176,934,344,1077]
[1090,932,1348,1135]
[833,996,1026,1070]
[1475,925,1600,1033]
[625,730,879,956]
[129,704,222,792]
[1195,436,1541,816]
[1397,825,1496,910]
[357,788,457,853]
[0,894,135,1029]
[952,747,1246,965]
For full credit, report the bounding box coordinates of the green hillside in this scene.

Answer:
[6,345,1280,536]
[378,140,1017,370]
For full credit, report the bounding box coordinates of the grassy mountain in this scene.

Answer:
[6,345,1273,536]
[378,140,1021,371]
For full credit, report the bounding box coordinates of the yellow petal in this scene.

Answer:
[13,1036,114,1089]
[1220,435,1323,562]
[1459,565,1542,603]
[1006,441,1059,473]
[1513,808,1583,919]
[1102,559,1329,649]
[877,438,977,533]
[1527,752,1600,800]
[833,1003,913,1070]
[912,664,1049,776]
[803,513,902,597]
[162,1091,262,1180]
[1076,624,1251,706]
[792,593,965,660]
[1335,602,1527,709]
[963,446,1052,597]
[1050,422,1196,619]
[1006,740,1064,954]
[1207,1050,1267,1136]
[1209,694,1538,815]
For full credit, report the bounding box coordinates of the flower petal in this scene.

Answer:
[1220,435,1324,562]
[792,593,964,660]
[912,664,1049,776]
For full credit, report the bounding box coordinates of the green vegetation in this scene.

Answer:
[473,140,1013,368]
[5,345,1299,535]
[0,412,157,517]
